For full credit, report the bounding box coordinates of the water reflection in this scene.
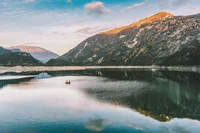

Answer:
[82,69,200,121]
[0,69,200,133]
[0,77,34,89]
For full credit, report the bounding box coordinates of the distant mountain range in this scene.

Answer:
[53,12,200,66]
[0,45,59,66]
[8,45,59,63]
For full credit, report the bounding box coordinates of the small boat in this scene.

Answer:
[65,80,71,85]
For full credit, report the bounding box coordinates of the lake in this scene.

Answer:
[0,69,200,133]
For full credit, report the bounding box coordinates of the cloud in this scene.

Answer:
[2,2,8,6]
[76,27,91,34]
[188,6,200,14]
[84,1,110,15]
[85,119,110,132]
[66,0,72,3]
[23,0,35,3]
[127,2,146,10]
[76,25,113,34]
[121,0,147,12]
[159,0,189,9]
[172,0,189,8]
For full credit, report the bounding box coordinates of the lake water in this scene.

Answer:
[0,69,200,133]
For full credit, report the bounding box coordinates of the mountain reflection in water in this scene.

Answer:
[83,69,200,121]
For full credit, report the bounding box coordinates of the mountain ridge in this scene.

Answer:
[100,12,174,35]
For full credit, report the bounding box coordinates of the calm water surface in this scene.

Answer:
[0,69,200,133]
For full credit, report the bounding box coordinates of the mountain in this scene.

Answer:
[0,46,12,56]
[0,52,43,66]
[8,45,59,63]
[46,59,82,66]
[57,12,200,66]
[10,48,21,53]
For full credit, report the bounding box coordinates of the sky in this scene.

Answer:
[0,0,200,55]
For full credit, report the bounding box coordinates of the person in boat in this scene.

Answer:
[65,80,71,84]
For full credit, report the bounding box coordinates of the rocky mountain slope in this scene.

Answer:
[102,12,173,34]
[0,47,12,56]
[57,12,200,66]
[46,59,82,66]
[0,52,43,66]
[8,45,59,63]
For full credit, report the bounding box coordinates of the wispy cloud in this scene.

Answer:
[1,0,10,6]
[76,25,112,34]
[66,0,72,3]
[76,27,91,34]
[127,1,146,10]
[188,6,200,14]
[159,0,189,9]
[2,2,8,6]
[120,0,147,12]
[84,1,110,15]
[23,0,35,3]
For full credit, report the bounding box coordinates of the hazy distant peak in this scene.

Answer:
[9,45,53,53]
[101,12,174,35]
[8,45,59,63]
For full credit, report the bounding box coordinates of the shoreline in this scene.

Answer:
[0,66,200,73]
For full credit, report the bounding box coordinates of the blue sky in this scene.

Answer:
[0,0,200,55]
